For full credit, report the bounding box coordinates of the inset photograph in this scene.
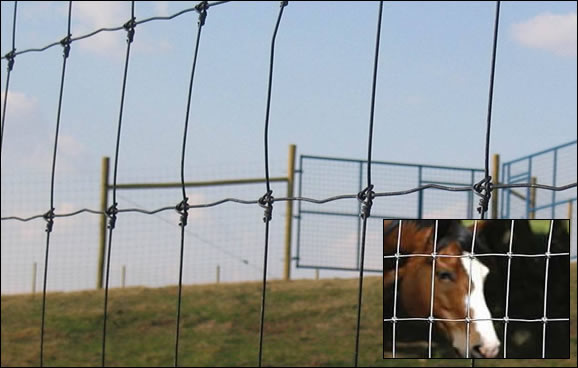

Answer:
[383,219,571,359]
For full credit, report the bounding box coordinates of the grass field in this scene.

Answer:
[1,263,576,367]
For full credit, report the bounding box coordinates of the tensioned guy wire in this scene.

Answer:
[354,2,382,367]
[101,3,136,366]
[0,1,17,158]
[39,2,72,366]
[116,193,260,271]
[258,2,287,367]
[174,2,208,367]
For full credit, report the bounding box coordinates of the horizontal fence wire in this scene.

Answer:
[1,1,576,366]
[383,317,570,323]
[383,252,570,259]
[0,1,230,60]
[2,182,576,223]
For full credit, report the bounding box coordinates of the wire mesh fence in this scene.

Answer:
[296,156,485,272]
[1,167,289,294]
[1,0,576,367]
[383,219,571,358]
[501,140,577,259]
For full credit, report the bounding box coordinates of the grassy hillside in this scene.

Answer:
[1,263,576,367]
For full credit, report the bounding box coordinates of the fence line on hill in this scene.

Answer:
[1,1,576,366]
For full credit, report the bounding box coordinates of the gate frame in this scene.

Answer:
[295,154,483,272]
[500,140,577,220]
[96,144,297,289]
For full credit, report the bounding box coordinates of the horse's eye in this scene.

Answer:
[436,270,455,281]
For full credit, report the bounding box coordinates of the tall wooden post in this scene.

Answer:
[32,262,38,294]
[491,154,500,219]
[97,157,110,289]
[284,144,296,281]
[121,265,126,288]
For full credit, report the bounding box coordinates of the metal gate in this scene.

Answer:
[501,140,577,258]
[295,155,484,271]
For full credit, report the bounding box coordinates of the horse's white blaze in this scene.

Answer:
[458,254,501,358]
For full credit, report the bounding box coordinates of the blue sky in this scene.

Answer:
[1,1,576,178]
[1,1,576,292]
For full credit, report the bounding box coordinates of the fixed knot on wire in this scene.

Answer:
[195,1,208,26]
[176,197,189,227]
[258,190,274,223]
[106,203,118,230]
[357,185,375,220]
[5,50,15,71]
[280,1,289,8]
[123,17,136,43]
[473,176,493,214]
[60,34,71,58]
[43,208,55,233]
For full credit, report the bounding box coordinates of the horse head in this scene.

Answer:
[384,220,500,358]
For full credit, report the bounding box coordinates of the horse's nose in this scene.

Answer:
[472,343,500,358]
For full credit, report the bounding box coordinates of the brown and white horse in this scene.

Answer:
[383,220,500,358]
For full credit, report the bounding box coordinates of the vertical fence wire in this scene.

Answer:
[1,1,575,365]
[465,220,478,358]
[0,3,17,366]
[427,220,439,358]
[0,1,17,158]
[541,219,554,358]
[258,2,287,366]
[173,3,208,367]
[39,3,72,366]
[353,2,383,366]
[482,0,501,186]
[502,219,515,357]
[474,3,500,363]
[476,0,501,221]
[391,220,403,357]
[101,3,136,366]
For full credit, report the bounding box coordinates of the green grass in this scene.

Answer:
[1,263,576,367]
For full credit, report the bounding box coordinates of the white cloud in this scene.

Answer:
[1,91,88,174]
[154,1,170,17]
[511,12,577,57]
[0,90,49,160]
[72,1,130,56]
[1,91,38,116]
[71,1,174,57]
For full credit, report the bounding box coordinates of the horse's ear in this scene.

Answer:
[416,226,434,253]
[470,220,490,233]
